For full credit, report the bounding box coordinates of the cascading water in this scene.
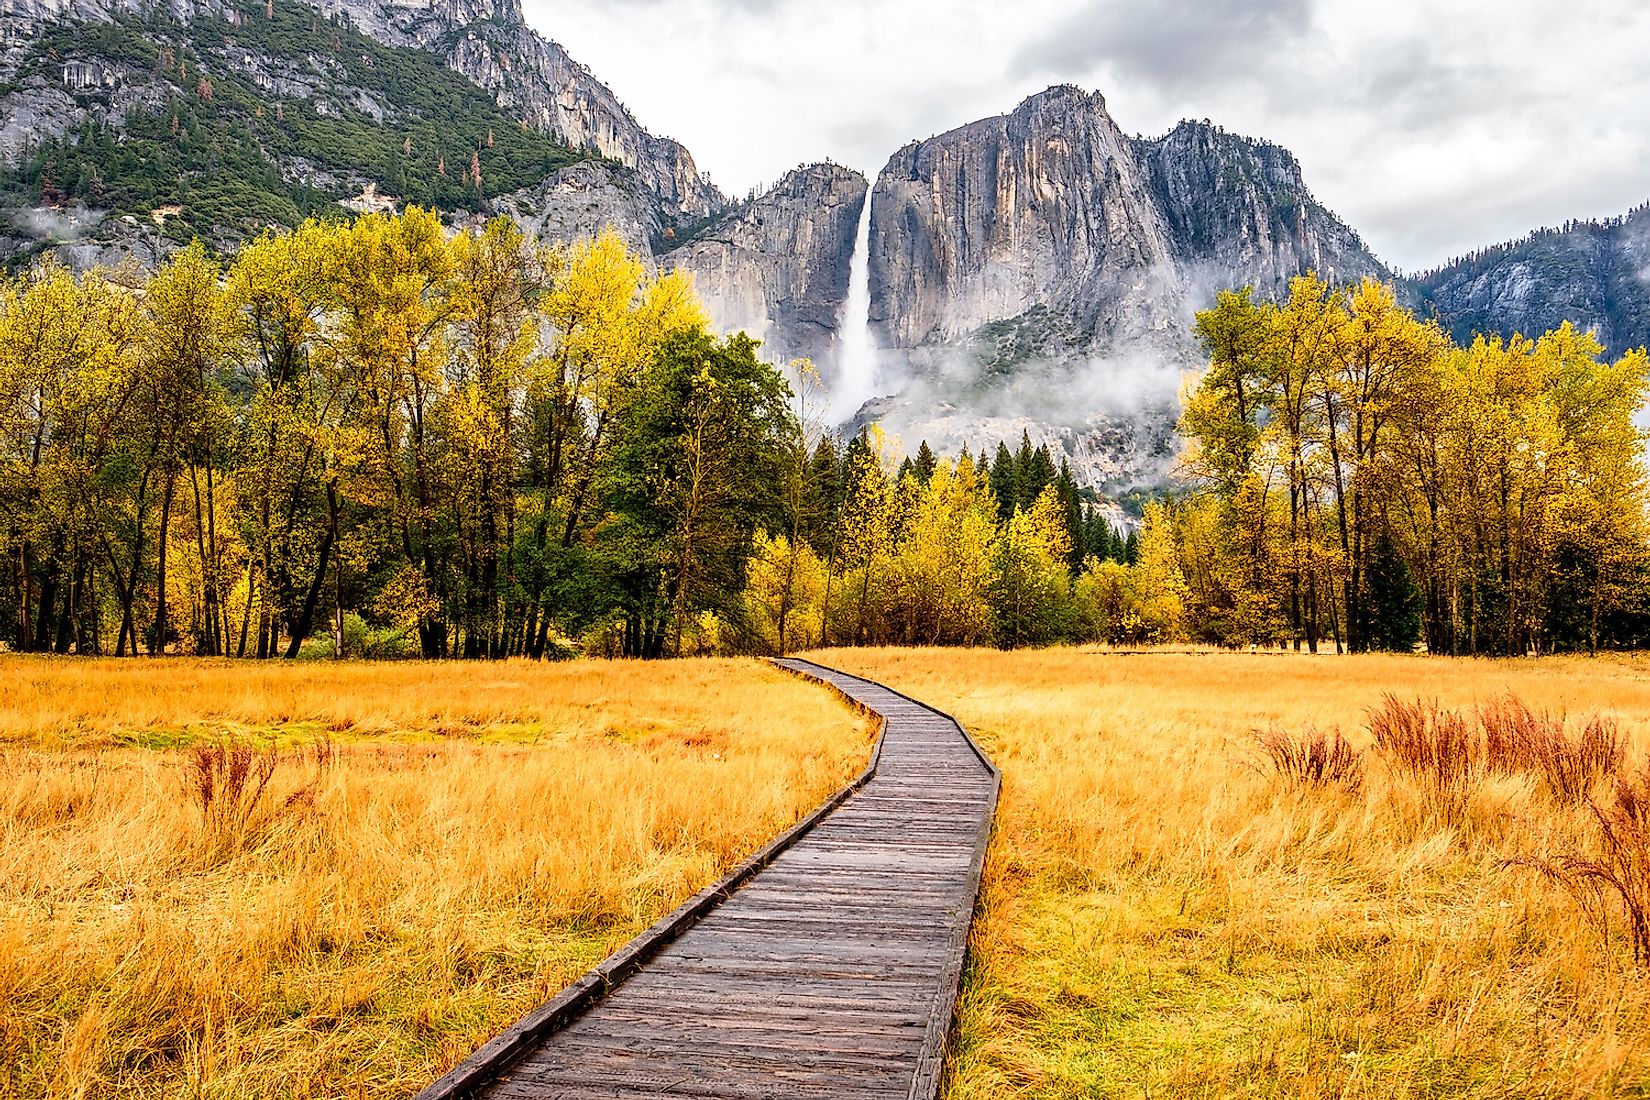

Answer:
[827,186,880,424]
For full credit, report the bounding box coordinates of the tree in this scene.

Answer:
[834,430,895,645]
[1362,530,1422,652]
[223,220,339,658]
[1130,503,1190,643]
[602,331,792,658]
[328,205,457,657]
[743,530,825,654]
[524,229,704,654]
[988,440,1017,519]
[989,486,1073,649]
[913,440,937,484]
[445,217,544,656]
[890,459,997,645]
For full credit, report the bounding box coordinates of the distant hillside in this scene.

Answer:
[0,0,724,264]
[1414,203,1650,358]
[0,2,587,245]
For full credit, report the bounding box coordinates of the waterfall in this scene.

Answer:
[828,187,879,424]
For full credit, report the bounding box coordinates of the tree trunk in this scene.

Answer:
[284,483,339,659]
[154,471,176,655]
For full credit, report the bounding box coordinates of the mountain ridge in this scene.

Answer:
[3,3,1646,494]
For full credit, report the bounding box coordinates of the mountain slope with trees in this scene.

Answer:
[1415,203,1650,360]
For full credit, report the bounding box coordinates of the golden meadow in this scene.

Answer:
[0,657,872,1098]
[13,650,1650,1096]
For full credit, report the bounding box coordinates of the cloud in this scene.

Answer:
[1010,0,1314,92]
[11,205,104,242]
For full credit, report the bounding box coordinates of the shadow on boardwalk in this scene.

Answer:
[416,657,999,1100]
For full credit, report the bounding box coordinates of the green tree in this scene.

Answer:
[1362,529,1422,652]
[603,331,792,658]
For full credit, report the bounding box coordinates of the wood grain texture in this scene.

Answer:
[414,658,999,1100]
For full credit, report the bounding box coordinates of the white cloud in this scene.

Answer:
[522,0,1650,270]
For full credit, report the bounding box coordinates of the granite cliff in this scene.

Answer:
[662,163,866,377]
[856,86,1389,487]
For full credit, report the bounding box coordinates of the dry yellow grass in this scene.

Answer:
[812,647,1650,1099]
[0,656,872,1099]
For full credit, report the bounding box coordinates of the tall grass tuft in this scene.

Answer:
[1368,695,1477,813]
[1370,694,1625,807]
[1478,697,1624,803]
[1513,763,1650,963]
[185,739,279,843]
[1253,725,1363,790]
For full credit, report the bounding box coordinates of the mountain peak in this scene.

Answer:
[1018,83,1107,115]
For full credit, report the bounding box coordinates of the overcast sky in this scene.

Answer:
[520,0,1649,273]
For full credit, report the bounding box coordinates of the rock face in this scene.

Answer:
[1416,206,1650,359]
[859,86,1388,489]
[1139,120,1385,291]
[869,87,1387,357]
[663,163,866,374]
[433,3,722,219]
[872,87,1178,351]
[488,161,665,265]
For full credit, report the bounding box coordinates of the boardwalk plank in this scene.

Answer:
[414,658,998,1100]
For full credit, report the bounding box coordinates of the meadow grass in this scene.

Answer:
[811,647,1650,1099]
[0,656,873,1099]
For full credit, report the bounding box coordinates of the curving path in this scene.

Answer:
[415,658,999,1100]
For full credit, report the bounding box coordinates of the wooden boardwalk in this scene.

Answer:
[415,658,999,1100]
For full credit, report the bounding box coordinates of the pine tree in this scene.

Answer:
[1362,530,1423,651]
[989,441,1017,519]
[1054,460,1083,572]
[913,440,937,485]
[1021,442,1056,509]
[801,436,841,550]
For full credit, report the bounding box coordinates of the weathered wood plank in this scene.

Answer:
[413,657,999,1100]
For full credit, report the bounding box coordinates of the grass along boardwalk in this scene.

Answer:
[416,658,999,1099]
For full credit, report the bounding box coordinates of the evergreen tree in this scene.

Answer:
[913,440,938,485]
[989,441,1017,519]
[1054,461,1083,572]
[1362,530,1423,652]
[1011,432,1035,507]
[1021,442,1056,509]
[801,436,841,550]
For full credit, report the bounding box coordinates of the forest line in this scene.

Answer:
[1,211,1644,658]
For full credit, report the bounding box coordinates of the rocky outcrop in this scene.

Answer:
[440,14,722,219]
[488,161,665,264]
[0,0,723,220]
[664,163,866,373]
[1416,206,1650,358]
[1139,120,1387,291]
[295,0,723,216]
